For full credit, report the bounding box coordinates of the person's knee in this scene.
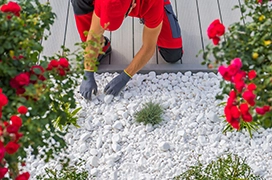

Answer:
[159,47,183,63]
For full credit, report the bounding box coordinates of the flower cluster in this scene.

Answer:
[46,58,70,76]
[0,88,29,179]
[9,57,69,96]
[207,19,225,45]
[0,1,21,18]
[219,58,270,130]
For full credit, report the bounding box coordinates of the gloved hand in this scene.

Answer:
[104,71,131,96]
[79,71,97,100]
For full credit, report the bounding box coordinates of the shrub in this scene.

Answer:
[0,0,84,178]
[36,159,89,180]
[134,101,164,125]
[201,0,271,135]
[174,153,263,180]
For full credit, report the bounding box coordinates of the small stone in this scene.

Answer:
[184,71,192,76]
[79,143,88,153]
[89,149,99,156]
[104,95,114,104]
[145,124,154,132]
[181,76,189,82]
[79,132,91,142]
[159,142,170,152]
[124,92,132,99]
[112,143,121,152]
[96,136,103,149]
[113,121,123,130]
[112,134,121,143]
[88,156,99,167]
[90,168,99,176]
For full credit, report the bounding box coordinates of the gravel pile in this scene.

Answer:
[24,71,272,179]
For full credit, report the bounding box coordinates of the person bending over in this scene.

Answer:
[71,0,183,99]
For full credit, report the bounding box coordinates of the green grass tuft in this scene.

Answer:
[173,153,263,180]
[134,101,164,125]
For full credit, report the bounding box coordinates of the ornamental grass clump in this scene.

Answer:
[174,153,263,180]
[134,101,164,125]
[201,0,271,135]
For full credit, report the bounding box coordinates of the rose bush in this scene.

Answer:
[0,0,84,179]
[201,0,271,135]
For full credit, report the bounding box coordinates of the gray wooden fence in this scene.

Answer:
[40,0,243,73]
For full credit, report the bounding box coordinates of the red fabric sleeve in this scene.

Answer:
[143,0,164,29]
[94,0,101,17]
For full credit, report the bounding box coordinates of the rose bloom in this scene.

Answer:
[5,141,20,154]
[0,167,8,179]
[0,92,8,107]
[49,59,59,67]
[0,147,5,161]
[59,58,69,68]
[58,68,66,76]
[11,115,22,127]
[0,1,21,17]
[14,72,30,86]
[17,105,28,114]
[15,172,30,180]
[248,70,257,80]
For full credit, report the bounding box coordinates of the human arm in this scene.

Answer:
[104,22,163,95]
[124,22,163,76]
[80,12,105,100]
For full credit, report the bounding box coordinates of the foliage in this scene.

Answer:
[200,0,272,133]
[173,153,263,180]
[36,159,89,180]
[0,0,85,178]
[134,101,164,125]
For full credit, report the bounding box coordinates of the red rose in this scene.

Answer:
[0,1,21,17]
[230,105,240,118]
[15,172,30,180]
[0,167,8,179]
[242,112,253,122]
[247,83,256,91]
[255,107,266,115]
[212,36,220,45]
[11,115,22,127]
[256,105,271,115]
[234,80,245,93]
[5,141,20,154]
[233,71,246,83]
[207,19,225,38]
[248,70,256,80]
[230,58,242,69]
[16,87,26,95]
[239,103,249,114]
[218,66,232,81]
[207,19,225,45]
[17,106,28,114]
[14,132,23,142]
[59,58,69,68]
[230,119,240,130]
[49,59,59,67]
[58,68,66,76]
[46,63,53,71]
[0,147,5,161]
[14,73,30,86]
[263,105,270,112]
[7,124,20,133]
[242,90,256,106]
[0,93,8,107]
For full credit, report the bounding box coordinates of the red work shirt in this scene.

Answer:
[95,0,164,29]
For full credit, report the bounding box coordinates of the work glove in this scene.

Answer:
[79,71,97,100]
[104,71,131,96]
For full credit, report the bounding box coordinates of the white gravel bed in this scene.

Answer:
[24,71,272,179]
